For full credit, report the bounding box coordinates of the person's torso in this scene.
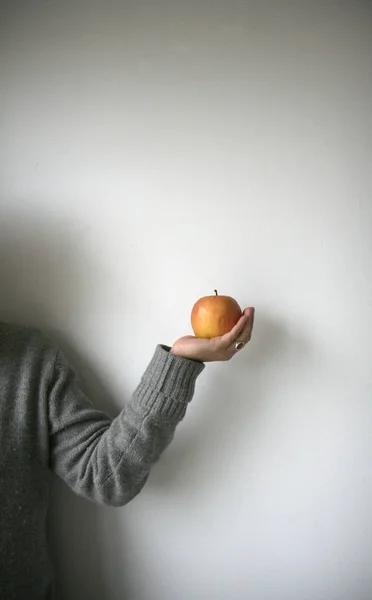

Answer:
[0,322,54,599]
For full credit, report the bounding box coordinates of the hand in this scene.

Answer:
[171,307,255,362]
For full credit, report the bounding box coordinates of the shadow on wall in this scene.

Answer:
[0,213,131,600]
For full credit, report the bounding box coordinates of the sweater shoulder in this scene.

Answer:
[0,321,56,357]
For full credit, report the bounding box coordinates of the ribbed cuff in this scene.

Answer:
[133,345,205,421]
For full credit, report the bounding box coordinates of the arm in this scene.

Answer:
[48,307,254,507]
[48,344,204,506]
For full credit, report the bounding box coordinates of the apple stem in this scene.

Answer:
[214,289,218,296]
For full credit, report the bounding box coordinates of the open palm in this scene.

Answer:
[171,307,255,362]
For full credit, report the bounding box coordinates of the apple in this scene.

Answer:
[191,289,242,339]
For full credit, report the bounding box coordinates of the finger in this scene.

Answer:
[238,307,255,342]
[220,308,253,349]
[224,307,255,349]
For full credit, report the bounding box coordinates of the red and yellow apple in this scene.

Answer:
[191,290,242,339]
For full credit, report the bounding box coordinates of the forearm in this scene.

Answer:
[49,345,204,506]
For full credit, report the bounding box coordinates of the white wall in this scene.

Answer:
[1,1,372,599]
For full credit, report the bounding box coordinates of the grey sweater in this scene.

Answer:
[0,322,205,600]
